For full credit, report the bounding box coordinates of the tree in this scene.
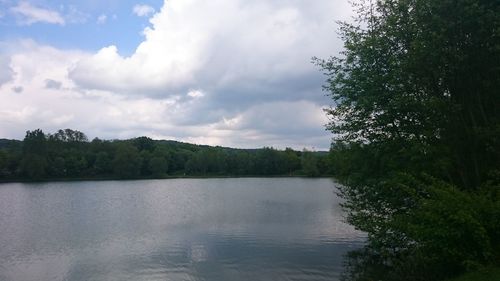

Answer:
[0,150,9,177]
[48,156,66,177]
[112,144,142,178]
[94,152,112,174]
[20,129,48,179]
[64,153,87,177]
[20,155,47,179]
[317,0,500,280]
[301,149,319,177]
[255,147,282,175]
[149,156,168,177]
[140,150,153,175]
[133,136,155,152]
[284,148,301,175]
[50,129,88,143]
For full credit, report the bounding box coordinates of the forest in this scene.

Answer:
[0,128,329,181]
[317,0,500,280]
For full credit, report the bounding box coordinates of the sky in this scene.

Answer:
[0,0,352,150]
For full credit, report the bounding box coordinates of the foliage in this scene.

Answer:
[20,154,47,180]
[301,149,320,177]
[20,129,48,179]
[50,129,88,143]
[317,0,500,280]
[112,144,142,179]
[0,129,329,181]
[149,156,168,177]
[94,152,112,174]
[447,267,500,281]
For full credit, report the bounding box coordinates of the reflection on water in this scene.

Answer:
[0,178,365,281]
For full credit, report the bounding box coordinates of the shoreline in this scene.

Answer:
[0,174,335,184]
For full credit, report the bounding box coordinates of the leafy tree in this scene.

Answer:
[48,156,66,177]
[133,136,155,152]
[64,153,87,177]
[20,155,47,179]
[316,155,330,175]
[185,150,209,174]
[317,0,500,279]
[4,146,21,177]
[94,152,112,174]
[284,148,301,175]
[20,129,48,179]
[255,147,282,175]
[168,149,192,173]
[140,150,153,176]
[23,129,47,155]
[112,144,142,178]
[50,129,88,143]
[149,156,168,177]
[0,150,8,177]
[301,149,319,177]
[213,149,229,173]
[237,151,256,175]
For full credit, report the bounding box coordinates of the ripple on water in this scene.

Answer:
[0,178,364,281]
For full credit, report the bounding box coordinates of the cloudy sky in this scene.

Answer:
[0,0,351,150]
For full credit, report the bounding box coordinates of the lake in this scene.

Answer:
[0,178,364,281]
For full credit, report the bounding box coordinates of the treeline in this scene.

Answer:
[0,128,330,181]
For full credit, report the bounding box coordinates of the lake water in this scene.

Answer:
[0,178,364,281]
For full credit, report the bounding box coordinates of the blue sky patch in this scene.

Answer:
[0,0,162,55]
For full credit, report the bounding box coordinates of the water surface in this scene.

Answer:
[0,178,364,281]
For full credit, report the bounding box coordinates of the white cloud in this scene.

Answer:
[45,79,62,89]
[97,14,107,24]
[0,56,14,86]
[70,0,350,101]
[207,100,331,149]
[10,1,65,25]
[133,4,155,17]
[0,40,333,148]
[64,5,90,24]
[12,86,23,93]
[187,90,204,98]
[0,0,353,149]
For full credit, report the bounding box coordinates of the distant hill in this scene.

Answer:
[0,139,21,150]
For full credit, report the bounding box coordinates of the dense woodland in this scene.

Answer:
[317,0,500,280]
[0,128,329,181]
